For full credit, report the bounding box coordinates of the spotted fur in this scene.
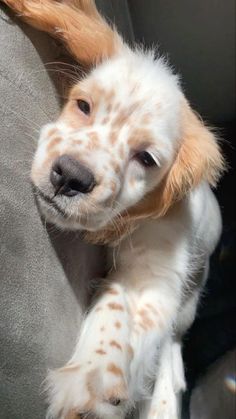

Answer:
[2,1,225,418]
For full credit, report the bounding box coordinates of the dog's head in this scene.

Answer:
[31,1,224,243]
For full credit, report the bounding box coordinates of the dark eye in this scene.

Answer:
[77,99,91,115]
[135,151,157,167]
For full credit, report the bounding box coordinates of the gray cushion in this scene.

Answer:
[0,6,103,419]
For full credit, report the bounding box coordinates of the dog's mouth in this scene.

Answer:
[32,184,69,219]
[31,183,114,232]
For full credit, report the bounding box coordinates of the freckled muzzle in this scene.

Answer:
[50,154,96,197]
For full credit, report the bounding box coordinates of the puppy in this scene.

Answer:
[2,1,225,418]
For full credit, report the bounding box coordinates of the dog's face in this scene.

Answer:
[31,50,222,235]
[31,51,182,231]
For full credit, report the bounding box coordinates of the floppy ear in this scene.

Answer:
[159,98,225,215]
[1,0,122,66]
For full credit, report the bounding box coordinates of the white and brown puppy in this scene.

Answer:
[2,1,225,418]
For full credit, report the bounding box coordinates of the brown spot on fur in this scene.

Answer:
[95,349,106,355]
[100,340,104,345]
[110,180,117,193]
[95,307,102,312]
[44,150,59,165]
[107,288,119,295]
[100,326,105,332]
[111,109,129,129]
[72,138,83,146]
[107,302,124,311]
[162,400,167,405]
[47,128,58,137]
[138,308,155,329]
[113,102,121,113]
[113,160,121,174]
[138,321,148,331]
[128,128,153,149]
[105,89,115,103]
[114,321,121,329]
[110,340,122,351]
[47,136,62,150]
[88,131,99,148]
[107,363,123,377]
[127,344,134,359]
[101,115,110,125]
[141,113,152,124]
[145,304,160,319]
[107,103,112,113]
[109,130,118,145]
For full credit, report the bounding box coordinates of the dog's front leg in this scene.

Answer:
[129,282,184,419]
[46,282,132,419]
[138,338,185,419]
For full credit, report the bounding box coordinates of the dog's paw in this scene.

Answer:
[46,361,129,419]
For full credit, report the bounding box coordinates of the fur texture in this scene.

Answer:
[2,1,225,418]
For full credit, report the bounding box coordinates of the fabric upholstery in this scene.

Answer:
[0,6,104,419]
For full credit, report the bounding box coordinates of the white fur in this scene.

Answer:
[31,48,222,418]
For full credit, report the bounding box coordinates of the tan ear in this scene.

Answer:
[159,98,225,215]
[2,0,122,66]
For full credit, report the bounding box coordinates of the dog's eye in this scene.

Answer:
[135,151,157,167]
[77,99,90,115]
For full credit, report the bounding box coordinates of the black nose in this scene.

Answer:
[50,155,95,196]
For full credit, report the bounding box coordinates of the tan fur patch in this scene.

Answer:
[127,128,153,149]
[107,363,123,377]
[138,308,155,329]
[95,349,106,355]
[101,115,110,125]
[127,344,134,359]
[89,131,100,148]
[109,130,118,145]
[113,160,121,174]
[46,136,62,151]
[107,302,124,311]
[110,180,117,193]
[141,113,152,125]
[106,288,119,295]
[145,303,159,315]
[110,340,122,351]
[47,128,58,138]
[114,321,121,329]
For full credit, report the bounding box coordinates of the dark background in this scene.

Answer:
[127,0,236,407]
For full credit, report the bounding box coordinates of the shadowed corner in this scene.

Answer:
[32,186,106,312]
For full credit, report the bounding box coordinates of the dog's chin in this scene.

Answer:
[34,188,111,232]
